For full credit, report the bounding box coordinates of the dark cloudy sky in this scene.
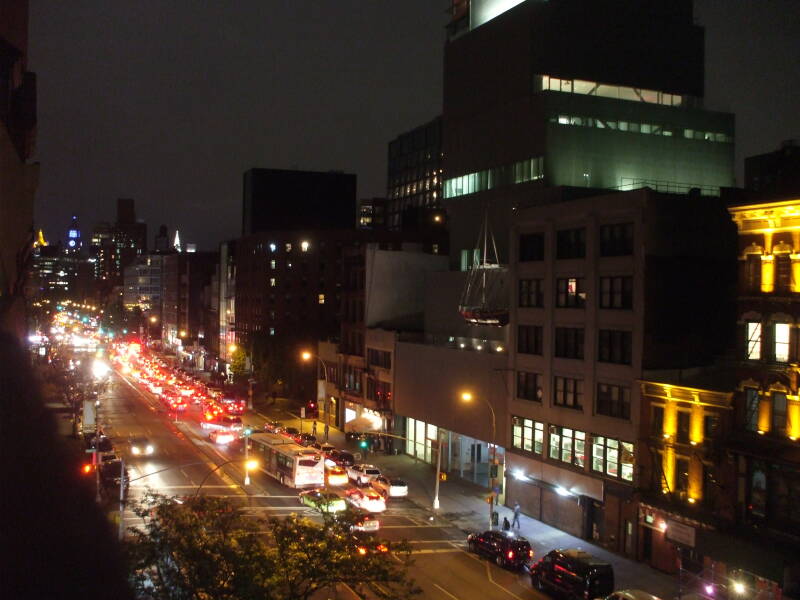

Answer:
[29,1,800,250]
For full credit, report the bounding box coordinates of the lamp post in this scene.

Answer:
[301,350,331,441]
[462,391,497,530]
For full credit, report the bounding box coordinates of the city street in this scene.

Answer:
[97,367,548,599]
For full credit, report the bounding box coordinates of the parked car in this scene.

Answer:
[311,441,336,455]
[466,530,533,570]
[298,488,346,513]
[370,476,408,498]
[345,488,387,513]
[264,420,283,434]
[347,464,381,486]
[530,549,614,600]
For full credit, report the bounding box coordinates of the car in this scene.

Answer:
[100,453,120,463]
[348,509,381,533]
[311,441,336,454]
[99,460,130,497]
[467,530,533,570]
[129,436,155,456]
[264,420,283,434]
[347,464,381,486]
[345,488,387,513]
[202,414,243,431]
[329,450,355,468]
[297,433,317,446]
[84,433,114,453]
[326,466,349,486]
[601,591,664,600]
[298,488,347,513]
[370,476,408,498]
[530,549,614,600]
[209,429,236,445]
[282,426,300,441]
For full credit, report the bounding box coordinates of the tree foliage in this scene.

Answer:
[229,348,248,381]
[125,493,418,600]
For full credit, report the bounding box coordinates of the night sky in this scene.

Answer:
[29,1,800,250]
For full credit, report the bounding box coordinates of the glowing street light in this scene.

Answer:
[149,316,157,324]
[228,343,238,354]
[179,330,187,338]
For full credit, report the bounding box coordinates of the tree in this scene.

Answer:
[125,494,418,600]
[229,348,248,382]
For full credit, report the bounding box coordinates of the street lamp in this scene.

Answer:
[228,343,237,354]
[300,350,331,441]
[149,316,157,324]
[461,390,498,530]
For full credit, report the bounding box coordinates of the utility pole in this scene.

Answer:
[118,458,126,541]
[433,431,443,511]
[244,436,251,485]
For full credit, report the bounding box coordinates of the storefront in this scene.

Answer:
[343,401,383,432]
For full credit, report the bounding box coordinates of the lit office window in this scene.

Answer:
[318,294,325,305]
[775,323,791,362]
[746,322,762,360]
[270,278,276,287]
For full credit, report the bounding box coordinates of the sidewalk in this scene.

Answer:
[248,403,679,599]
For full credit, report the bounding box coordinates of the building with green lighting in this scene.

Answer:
[442,0,735,265]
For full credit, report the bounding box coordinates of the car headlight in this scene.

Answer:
[132,446,140,455]
[146,445,154,454]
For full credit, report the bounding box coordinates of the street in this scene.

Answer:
[99,368,548,599]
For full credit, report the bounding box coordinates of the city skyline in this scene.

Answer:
[29,1,800,249]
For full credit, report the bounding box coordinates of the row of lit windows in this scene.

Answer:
[511,416,634,481]
[254,241,312,254]
[444,156,544,199]
[551,114,733,144]
[390,178,440,199]
[538,74,687,107]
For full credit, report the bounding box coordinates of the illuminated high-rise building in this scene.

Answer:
[442,0,734,266]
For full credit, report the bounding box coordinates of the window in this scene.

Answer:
[592,437,634,482]
[519,278,544,307]
[519,233,545,262]
[556,228,586,259]
[745,254,761,292]
[773,392,788,434]
[318,294,325,304]
[704,414,719,438]
[553,376,583,409]
[555,327,584,359]
[516,371,542,402]
[512,417,544,454]
[675,457,690,494]
[600,223,634,256]
[599,276,633,309]
[746,322,762,360]
[598,330,632,364]
[366,378,391,405]
[367,348,391,369]
[556,277,586,308]
[285,243,292,252]
[744,388,759,432]
[270,260,276,269]
[677,411,690,444]
[651,405,665,437]
[776,254,792,292]
[775,323,791,363]
[269,278,276,287]
[596,383,631,419]
[549,426,586,467]
[517,325,543,355]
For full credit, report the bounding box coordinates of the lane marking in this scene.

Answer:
[463,552,527,600]
[433,583,461,600]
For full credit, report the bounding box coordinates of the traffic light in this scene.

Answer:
[439,472,447,481]
[243,427,253,437]
[359,439,368,449]
[81,463,95,475]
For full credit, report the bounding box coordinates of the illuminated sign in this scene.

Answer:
[68,229,79,239]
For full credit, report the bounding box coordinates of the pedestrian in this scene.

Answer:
[502,516,511,531]
[512,501,521,529]
[312,420,317,435]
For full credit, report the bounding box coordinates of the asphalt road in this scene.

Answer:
[100,368,548,599]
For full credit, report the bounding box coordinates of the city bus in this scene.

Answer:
[249,432,325,488]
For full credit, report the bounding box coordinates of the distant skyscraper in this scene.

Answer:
[242,168,357,235]
[154,224,171,252]
[65,214,82,253]
[173,230,182,253]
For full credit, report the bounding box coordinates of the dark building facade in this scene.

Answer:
[441,0,734,266]
[242,168,357,235]
[745,140,800,198]
[387,116,443,231]
[161,252,217,350]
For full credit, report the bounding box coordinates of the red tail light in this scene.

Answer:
[507,550,514,559]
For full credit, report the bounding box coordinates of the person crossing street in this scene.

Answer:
[512,501,521,529]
